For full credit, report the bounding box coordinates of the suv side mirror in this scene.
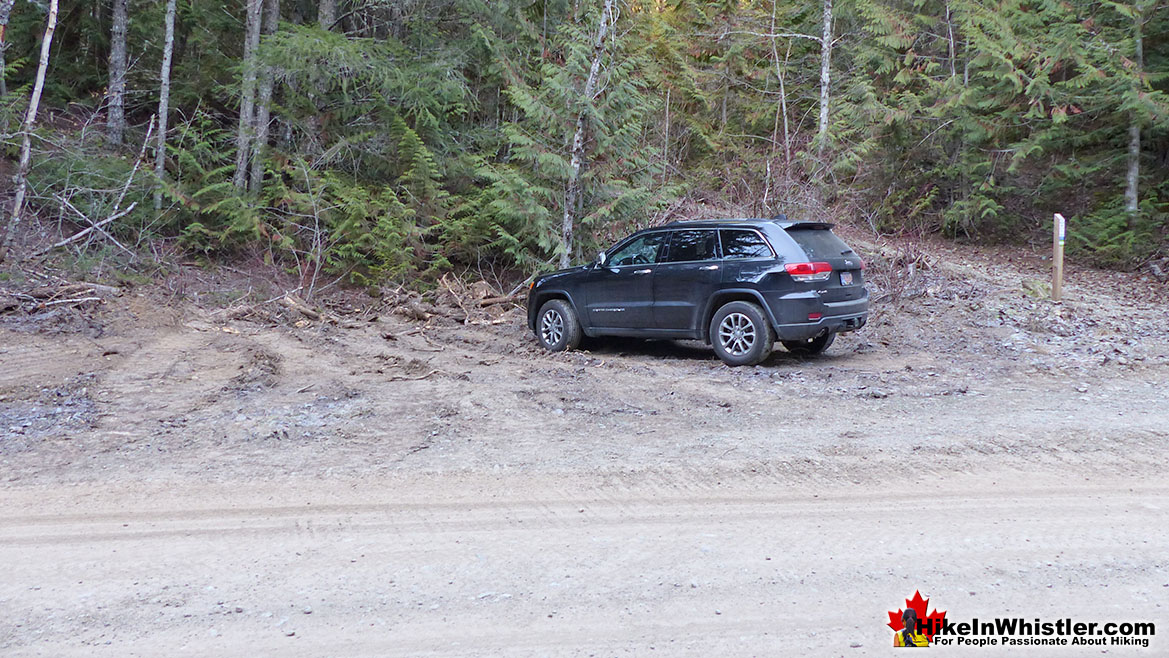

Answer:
[596,251,607,267]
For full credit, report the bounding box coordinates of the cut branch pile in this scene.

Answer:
[863,243,937,304]
[194,275,525,331]
[0,280,122,315]
[207,291,359,328]
[386,274,523,327]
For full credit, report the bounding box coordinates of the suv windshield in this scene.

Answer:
[608,232,667,266]
[785,227,853,260]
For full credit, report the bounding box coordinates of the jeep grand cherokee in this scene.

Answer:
[527,218,869,366]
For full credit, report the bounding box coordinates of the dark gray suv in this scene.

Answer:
[526,218,869,366]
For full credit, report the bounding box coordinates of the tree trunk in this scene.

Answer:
[1124,3,1145,224]
[945,2,957,79]
[318,0,336,30]
[663,87,669,176]
[233,0,264,192]
[305,0,335,155]
[107,0,128,145]
[249,0,280,194]
[817,0,833,158]
[0,0,15,97]
[1125,124,1140,219]
[770,1,792,167]
[560,0,615,269]
[0,0,60,263]
[779,42,791,166]
[154,0,177,212]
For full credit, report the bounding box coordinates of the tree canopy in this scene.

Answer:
[1,0,1166,279]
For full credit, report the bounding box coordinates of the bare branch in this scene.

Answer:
[32,202,138,257]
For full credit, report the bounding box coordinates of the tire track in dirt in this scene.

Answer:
[0,336,105,393]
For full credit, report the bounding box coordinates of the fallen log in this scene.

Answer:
[281,294,321,320]
[397,301,432,322]
[27,282,122,299]
[40,296,102,308]
[478,294,523,307]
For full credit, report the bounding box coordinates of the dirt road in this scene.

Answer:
[2,475,1167,657]
[2,239,1168,655]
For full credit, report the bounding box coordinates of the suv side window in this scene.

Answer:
[608,232,667,266]
[721,229,773,259]
[663,229,720,263]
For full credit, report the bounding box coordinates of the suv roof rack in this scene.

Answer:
[664,218,778,227]
[663,216,833,230]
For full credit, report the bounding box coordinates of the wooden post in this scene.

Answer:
[1052,213,1066,302]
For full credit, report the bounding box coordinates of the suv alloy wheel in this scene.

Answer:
[710,301,774,366]
[536,299,582,351]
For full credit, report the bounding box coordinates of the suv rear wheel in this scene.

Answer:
[782,331,835,357]
[535,299,582,352]
[710,301,774,366]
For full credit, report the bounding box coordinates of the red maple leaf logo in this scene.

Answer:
[887,590,947,641]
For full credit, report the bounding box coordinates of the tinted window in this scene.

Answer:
[786,227,851,260]
[608,232,667,266]
[721,229,773,259]
[664,230,719,263]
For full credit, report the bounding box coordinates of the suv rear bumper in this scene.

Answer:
[767,292,869,341]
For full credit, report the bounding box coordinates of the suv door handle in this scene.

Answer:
[632,269,652,275]
[699,265,719,270]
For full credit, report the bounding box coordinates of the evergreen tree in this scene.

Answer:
[462,1,669,268]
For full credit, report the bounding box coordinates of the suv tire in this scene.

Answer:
[535,299,582,352]
[710,301,774,366]
[782,331,835,356]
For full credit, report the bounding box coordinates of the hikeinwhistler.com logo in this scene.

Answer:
[887,591,1156,648]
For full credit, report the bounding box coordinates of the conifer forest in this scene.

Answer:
[5,4,1169,654]
[0,0,1166,282]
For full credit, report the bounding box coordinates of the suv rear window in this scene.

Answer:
[664,229,719,262]
[720,229,772,259]
[785,227,852,260]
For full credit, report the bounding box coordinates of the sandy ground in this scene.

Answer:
[2,238,1168,655]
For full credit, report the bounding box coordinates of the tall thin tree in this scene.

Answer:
[233,0,264,191]
[154,0,177,212]
[561,0,615,268]
[1124,0,1147,224]
[318,0,336,30]
[0,0,15,97]
[817,0,833,158]
[107,0,129,145]
[770,0,792,167]
[250,0,280,194]
[0,0,60,262]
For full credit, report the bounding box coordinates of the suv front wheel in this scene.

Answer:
[710,301,774,366]
[535,299,582,352]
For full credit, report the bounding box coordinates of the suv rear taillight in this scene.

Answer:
[785,261,833,282]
